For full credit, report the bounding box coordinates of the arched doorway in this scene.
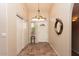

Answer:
[72,3,79,56]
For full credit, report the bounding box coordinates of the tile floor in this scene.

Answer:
[18,42,57,56]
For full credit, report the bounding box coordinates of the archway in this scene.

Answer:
[72,3,79,56]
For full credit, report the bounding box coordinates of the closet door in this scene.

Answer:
[16,17,23,54]
[22,20,28,49]
[16,16,28,54]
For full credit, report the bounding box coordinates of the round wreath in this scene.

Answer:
[55,18,63,35]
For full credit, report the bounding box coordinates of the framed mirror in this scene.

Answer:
[54,18,63,35]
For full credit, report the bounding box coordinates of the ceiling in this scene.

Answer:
[26,3,52,13]
[26,3,53,19]
[72,3,79,22]
[72,3,79,16]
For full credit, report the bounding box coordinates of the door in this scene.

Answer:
[0,4,8,55]
[35,20,48,43]
[16,17,23,54]
[16,16,28,54]
[22,20,28,49]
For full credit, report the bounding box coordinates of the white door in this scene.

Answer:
[35,21,48,43]
[16,17,23,54]
[22,20,28,49]
[16,16,28,54]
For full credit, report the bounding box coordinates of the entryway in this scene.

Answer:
[31,20,48,43]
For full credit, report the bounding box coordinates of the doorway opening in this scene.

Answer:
[30,19,48,44]
[72,3,79,56]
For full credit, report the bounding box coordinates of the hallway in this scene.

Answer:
[18,42,57,56]
[0,3,73,56]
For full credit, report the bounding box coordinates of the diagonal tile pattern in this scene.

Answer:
[18,42,57,56]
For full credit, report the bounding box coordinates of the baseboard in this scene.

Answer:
[49,42,60,56]
[17,43,29,56]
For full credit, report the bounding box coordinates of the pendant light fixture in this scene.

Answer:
[32,3,46,21]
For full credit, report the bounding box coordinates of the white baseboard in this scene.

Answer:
[49,42,60,56]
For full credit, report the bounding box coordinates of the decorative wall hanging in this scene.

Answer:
[16,14,23,20]
[54,18,63,35]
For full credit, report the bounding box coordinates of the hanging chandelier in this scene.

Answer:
[32,3,46,21]
[34,9,46,19]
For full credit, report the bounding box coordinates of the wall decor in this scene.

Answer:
[54,18,63,35]
[16,14,23,20]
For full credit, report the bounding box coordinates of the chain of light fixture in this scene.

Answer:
[33,2,46,20]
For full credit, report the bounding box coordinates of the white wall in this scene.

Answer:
[0,3,8,56]
[7,3,18,56]
[49,3,73,56]
[0,3,29,56]
[7,3,29,55]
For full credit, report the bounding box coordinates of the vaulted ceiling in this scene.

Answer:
[26,3,52,13]
[26,3,53,19]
